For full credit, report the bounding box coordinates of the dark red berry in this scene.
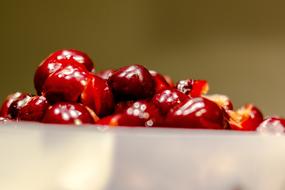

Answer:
[17,96,49,121]
[34,49,94,95]
[81,75,114,117]
[9,95,33,119]
[114,101,135,114]
[152,89,189,114]
[0,92,30,118]
[97,100,163,127]
[3,94,33,120]
[42,65,89,104]
[34,61,68,95]
[166,97,228,129]
[149,70,171,93]
[42,103,96,125]
[108,65,155,100]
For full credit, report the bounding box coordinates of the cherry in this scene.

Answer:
[257,117,285,134]
[81,75,114,117]
[42,102,96,125]
[46,49,94,72]
[17,96,49,121]
[34,61,67,95]
[228,104,263,131]
[204,94,233,110]
[9,95,33,119]
[42,64,89,104]
[176,79,209,98]
[97,100,163,127]
[165,97,228,129]
[95,69,114,80]
[108,65,155,101]
[114,101,135,114]
[0,92,30,118]
[149,70,171,93]
[152,89,189,115]
[34,49,94,95]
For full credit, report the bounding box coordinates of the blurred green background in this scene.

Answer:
[1,0,285,116]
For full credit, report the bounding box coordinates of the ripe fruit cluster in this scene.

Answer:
[0,49,284,131]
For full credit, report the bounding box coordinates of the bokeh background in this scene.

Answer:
[1,0,285,116]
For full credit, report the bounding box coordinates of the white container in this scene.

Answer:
[0,122,285,190]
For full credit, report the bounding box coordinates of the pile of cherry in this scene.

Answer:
[0,49,284,132]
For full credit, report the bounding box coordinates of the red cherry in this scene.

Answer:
[34,61,68,95]
[204,94,233,110]
[114,101,135,114]
[0,92,30,118]
[34,49,94,95]
[95,69,114,80]
[108,65,155,100]
[228,104,263,131]
[176,79,209,98]
[152,89,189,114]
[17,96,49,122]
[149,70,171,93]
[122,101,164,127]
[257,117,285,134]
[165,97,228,129]
[97,100,163,127]
[81,75,114,117]
[42,65,89,104]
[9,95,33,119]
[47,49,94,72]
[42,103,96,125]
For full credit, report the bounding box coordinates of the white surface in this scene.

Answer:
[0,122,285,190]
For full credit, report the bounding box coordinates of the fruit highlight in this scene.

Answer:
[0,49,282,131]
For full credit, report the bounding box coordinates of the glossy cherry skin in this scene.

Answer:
[17,96,49,121]
[176,79,209,98]
[228,104,263,131]
[42,103,96,125]
[108,65,155,101]
[152,89,189,115]
[149,70,171,93]
[114,101,135,114]
[165,97,228,129]
[204,94,233,110]
[8,95,33,119]
[95,69,114,80]
[42,65,89,104]
[81,75,114,117]
[34,49,94,95]
[257,117,285,134]
[97,100,164,127]
[34,60,68,95]
[0,92,30,118]
[45,49,94,72]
